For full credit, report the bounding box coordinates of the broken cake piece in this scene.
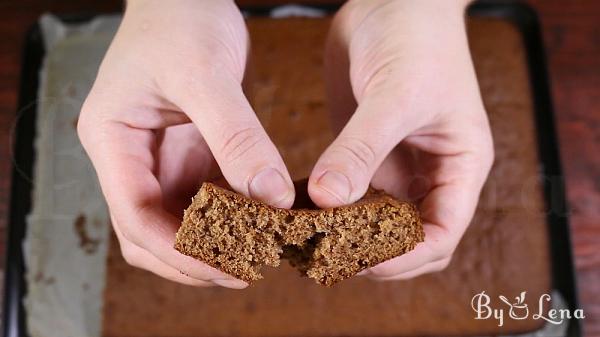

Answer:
[174,181,424,286]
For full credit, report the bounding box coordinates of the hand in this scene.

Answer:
[309,0,493,280]
[78,0,294,288]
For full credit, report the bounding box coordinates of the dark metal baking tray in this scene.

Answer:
[2,1,581,336]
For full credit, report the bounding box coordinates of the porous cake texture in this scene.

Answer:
[174,182,424,286]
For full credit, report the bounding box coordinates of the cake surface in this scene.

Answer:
[102,17,551,337]
[174,181,423,286]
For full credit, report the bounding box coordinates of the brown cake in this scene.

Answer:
[102,16,551,337]
[174,181,423,285]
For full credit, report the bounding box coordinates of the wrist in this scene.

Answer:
[125,0,237,13]
[333,0,469,45]
[339,0,469,25]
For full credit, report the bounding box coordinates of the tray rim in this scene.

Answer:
[2,1,581,337]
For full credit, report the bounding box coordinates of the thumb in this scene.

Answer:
[308,97,411,208]
[168,77,294,208]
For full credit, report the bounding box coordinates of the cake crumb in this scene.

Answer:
[175,181,424,286]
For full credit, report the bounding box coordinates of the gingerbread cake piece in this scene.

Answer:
[174,181,424,286]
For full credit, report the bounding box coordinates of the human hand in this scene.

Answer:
[309,0,493,280]
[78,0,294,288]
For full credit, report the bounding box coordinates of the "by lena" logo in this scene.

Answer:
[471,291,585,327]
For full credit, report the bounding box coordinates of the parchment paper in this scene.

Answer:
[24,14,118,337]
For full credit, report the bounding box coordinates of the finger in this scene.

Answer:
[368,257,451,281]
[419,151,491,233]
[365,222,452,278]
[308,94,419,208]
[79,119,247,288]
[112,219,215,287]
[364,169,486,279]
[123,187,246,288]
[165,75,295,208]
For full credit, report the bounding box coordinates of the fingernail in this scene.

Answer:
[357,269,370,276]
[249,168,293,208]
[213,278,248,289]
[316,170,351,204]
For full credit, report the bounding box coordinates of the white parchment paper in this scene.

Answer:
[24,14,118,337]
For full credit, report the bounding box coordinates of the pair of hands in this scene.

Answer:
[78,0,493,289]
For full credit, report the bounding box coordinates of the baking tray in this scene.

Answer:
[2,1,581,337]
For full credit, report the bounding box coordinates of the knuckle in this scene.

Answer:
[483,135,495,172]
[119,241,143,269]
[118,215,145,248]
[117,197,163,249]
[432,257,452,272]
[77,95,112,152]
[220,126,266,164]
[470,111,495,174]
[77,102,94,146]
[121,201,159,247]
